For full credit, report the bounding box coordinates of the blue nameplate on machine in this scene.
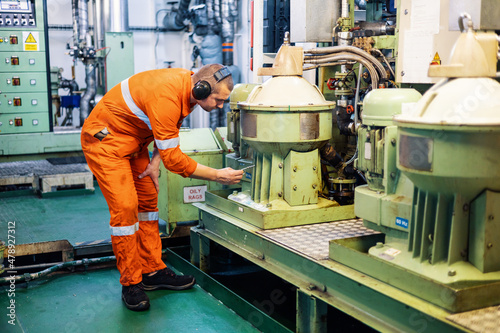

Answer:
[395,217,409,229]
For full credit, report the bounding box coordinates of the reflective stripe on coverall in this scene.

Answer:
[81,68,198,286]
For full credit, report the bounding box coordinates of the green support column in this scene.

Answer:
[190,227,201,267]
[199,229,212,273]
[297,289,327,333]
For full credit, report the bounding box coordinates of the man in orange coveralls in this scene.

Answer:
[81,64,243,311]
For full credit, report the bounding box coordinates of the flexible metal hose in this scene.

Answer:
[304,46,387,82]
[304,53,379,89]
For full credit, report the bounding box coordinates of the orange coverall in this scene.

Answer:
[81,68,197,286]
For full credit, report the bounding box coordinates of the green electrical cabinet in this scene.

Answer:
[0,0,51,135]
[157,128,224,236]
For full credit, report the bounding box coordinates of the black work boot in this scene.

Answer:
[142,267,196,291]
[122,283,150,311]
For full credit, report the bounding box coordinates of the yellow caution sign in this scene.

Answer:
[25,33,37,43]
[22,31,39,51]
[430,52,441,65]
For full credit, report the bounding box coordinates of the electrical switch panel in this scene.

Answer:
[0,0,50,134]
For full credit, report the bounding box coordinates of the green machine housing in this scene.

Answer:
[157,128,225,236]
[225,83,260,194]
[331,27,500,313]
[354,88,422,234]
[205,42,355,230]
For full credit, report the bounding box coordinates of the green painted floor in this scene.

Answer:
[0,188,261,333]
[0,267,260,333]
[0,187,111,245]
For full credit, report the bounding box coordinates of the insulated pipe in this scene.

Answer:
[163,11,186,31]
[214,0,222,25]
[60,78,80,93]
[80,61,97,125]
[103,0,129,32]
[200,34,223,64]
[221,0,234,65]
[174,0,191,29]
[71,0,79,47]
[206,0,216,34]
[210,107,221,129]
[341,0,349,18]
[229,0,238,18]
[78,0,90,46]
[94,0,105,49]
[0,256,116,284]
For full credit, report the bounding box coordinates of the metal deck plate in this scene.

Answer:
[0,160,89,177]
[257,219,379,260]
[0,160,93,194]
[447,306,500,332]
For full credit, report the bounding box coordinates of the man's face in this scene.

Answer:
[198,85,231,112]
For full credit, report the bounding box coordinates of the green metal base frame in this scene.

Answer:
[330,236,500,313]
[166,247,292,333]
[193,202,467,333]
[205,189,355,229]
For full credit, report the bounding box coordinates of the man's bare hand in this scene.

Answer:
[215,167,244,185]
[138,163,160,193]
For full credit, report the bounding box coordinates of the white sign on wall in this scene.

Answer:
[183,185,207,203]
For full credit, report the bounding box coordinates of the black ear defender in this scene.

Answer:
[192,80,212,100]
[192,66,232,100]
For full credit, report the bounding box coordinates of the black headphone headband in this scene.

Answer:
[192,66,232,100]
[214,66,231,82]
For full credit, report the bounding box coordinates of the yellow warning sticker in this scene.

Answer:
[25,33,37,43]
[430,52,441,65]
[22,31,39,51]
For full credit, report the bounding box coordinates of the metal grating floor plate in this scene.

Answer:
[257,219,379,260]
[447,306,500,333]
[0,160,89,178]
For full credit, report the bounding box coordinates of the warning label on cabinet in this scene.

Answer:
[23,31,39,51]
[183,185,207,203]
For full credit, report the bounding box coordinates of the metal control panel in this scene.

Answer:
[0,0,36,27]
[0,0,50,134]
